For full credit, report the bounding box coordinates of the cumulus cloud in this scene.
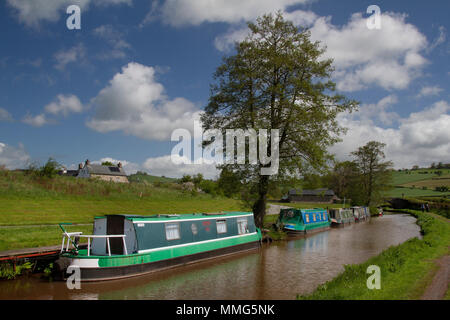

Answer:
[44,94,84,116]
[86,62,201,141]
[22,94,84,127]
[346,95,400,126]
[213,9,428,92]
[157,0,310,27]
[54,44,86,71]
[0,108,13,122]
[308,12,428,91]
[93,24,131,60]
[331,100,450,169]
[22,113,51,127]
[416,86,443,99]
[6,0,132,27]
[0,142,30,169]
[142,154,219,179]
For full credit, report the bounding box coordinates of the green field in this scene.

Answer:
[384,169,450,198]
[0,171,246,251]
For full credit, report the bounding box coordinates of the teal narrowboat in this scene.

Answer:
[278,208,330,235]
[57,212,261,281]
[328,208,354,226]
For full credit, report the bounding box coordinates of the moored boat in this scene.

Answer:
[328,208,354,226]
[278,208,330,235]
[57,212,261,281]
[351,206,370,222]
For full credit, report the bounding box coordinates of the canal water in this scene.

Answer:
[0,214,421,300]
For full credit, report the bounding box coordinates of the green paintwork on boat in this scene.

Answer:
[278,208,330,233]
[60,212,262,268]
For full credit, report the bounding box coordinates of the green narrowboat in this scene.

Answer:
[57,212,261,281]
[277,208,330,235]
[328,208,355,226]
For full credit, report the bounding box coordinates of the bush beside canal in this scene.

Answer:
[297,209,450,300]
[0,262,33,280]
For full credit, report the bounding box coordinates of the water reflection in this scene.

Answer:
[0,214,420,300]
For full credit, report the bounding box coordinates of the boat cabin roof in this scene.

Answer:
[94,211,253,222]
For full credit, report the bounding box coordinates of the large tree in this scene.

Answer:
[350,141,393,206]
[201,13,358,227]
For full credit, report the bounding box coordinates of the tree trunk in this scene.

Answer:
[253,175,269,229]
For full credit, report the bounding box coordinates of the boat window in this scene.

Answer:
[313,214,316,222]
[237,218,248,235]
[305,214,310,223]
[322,213,326,220]
[165,223,180,241]
[216,220,227,234]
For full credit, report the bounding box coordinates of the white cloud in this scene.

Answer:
[44,94,83,116]
[6,0,132,27]
[0,108,13,122]
[213,10,428,92]
[158,0,310,27]
[416,86,443,99]
[93,25,131,60]
[142,155,219,179]
[331,100,450,169]
[0,142,30,169]
[346,95,400,126]
[86,62,201,141]
[22,113,51,127]
[308,12,428,91]
[427,26,446,53]
[54,43,86,71]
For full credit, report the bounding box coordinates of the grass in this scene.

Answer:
[384,187,450,198]
[298,209,450,300]
[384,170,450,198]
[0,170,247,251]
[0,225,93,251]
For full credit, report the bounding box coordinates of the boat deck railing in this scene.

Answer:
[59,223,127,256]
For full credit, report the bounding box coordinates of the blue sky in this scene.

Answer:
[0,0,449,178]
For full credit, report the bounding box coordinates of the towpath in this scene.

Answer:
[421,254,450,300]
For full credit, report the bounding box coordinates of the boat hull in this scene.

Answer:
[283,224,330,235]
[58,240,260,282]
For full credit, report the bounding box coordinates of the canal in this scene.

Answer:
[0,214,421,300]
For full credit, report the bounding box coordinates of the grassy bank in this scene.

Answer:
[0,171,246,251]
[298,209,450,300]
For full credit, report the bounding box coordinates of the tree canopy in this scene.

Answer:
[201,12,358,227]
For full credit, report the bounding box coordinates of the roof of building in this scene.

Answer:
[288,188,335,196]
[84,164,127,176]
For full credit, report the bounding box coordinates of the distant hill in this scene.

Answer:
[128,173,178,184]
[385,169,450,198]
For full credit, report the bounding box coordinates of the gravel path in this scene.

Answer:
[421,254,450,300]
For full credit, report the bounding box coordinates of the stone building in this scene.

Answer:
[77,159,129,183]
[287,188,338,203]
